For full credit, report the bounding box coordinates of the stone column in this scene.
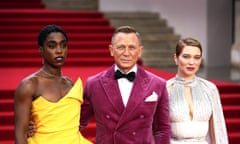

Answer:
[206,0,232,68]
[231,2,240,69]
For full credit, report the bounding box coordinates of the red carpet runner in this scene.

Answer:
[0,0,240,143]
[0,3,114,67]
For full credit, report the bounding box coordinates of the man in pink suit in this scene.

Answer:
[80,26,171,144]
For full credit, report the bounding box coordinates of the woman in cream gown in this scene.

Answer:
[167,37,228,144]
[14,25,92,144]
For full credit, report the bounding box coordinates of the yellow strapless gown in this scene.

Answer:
[27,78,92,144]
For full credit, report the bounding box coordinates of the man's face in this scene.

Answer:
[109,32,143,73]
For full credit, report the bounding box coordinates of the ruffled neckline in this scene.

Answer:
[174,75,197,87]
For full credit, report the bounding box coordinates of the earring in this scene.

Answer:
[175,62,178,65]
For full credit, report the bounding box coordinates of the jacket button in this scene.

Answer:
[139,115,144,119]
[105,115,110,119]
[132,131,136,135]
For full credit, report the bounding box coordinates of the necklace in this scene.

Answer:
[41,68,62,78]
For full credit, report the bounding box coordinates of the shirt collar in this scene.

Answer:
[114,64,137,74]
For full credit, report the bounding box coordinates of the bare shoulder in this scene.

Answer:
[15,73,39,100]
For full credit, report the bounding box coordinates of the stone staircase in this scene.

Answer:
[103,12,180,70]
[42,0,98,10]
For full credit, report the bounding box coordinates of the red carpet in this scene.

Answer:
[0,0,44,9]
[0,8,115,67]
[0,1,240,144]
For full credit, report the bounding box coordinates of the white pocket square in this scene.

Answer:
[145,92,158,102]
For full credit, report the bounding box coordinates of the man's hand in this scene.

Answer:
[27,121,36,137]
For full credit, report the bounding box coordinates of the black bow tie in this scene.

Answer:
[114,70,136,82]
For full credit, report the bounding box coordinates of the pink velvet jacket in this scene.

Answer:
[80,65,171,144]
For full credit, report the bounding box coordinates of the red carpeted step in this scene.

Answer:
[223,106,240,118]
[0,3,44,9]
[0,41,109,49]
[0,99,13,112]
[228,132,240,144]
[0,0,44,9]
[0,140,14,144]
[226,118,240,133]
[214,82,240,94]
[0,90,14,100]
[0,90,14,99]
[0,33,112,41]
[0,9,114,68]
[0,49,111,58]
[0,9,105,19]
[221,93,240,106]
[0,125,14,141]
[0,18,110,26]
[0,112,14,126]
[0,26,114,34]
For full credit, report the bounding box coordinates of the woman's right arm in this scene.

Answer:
[14,79,35,144]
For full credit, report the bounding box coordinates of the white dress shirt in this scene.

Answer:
[115,65,137,106]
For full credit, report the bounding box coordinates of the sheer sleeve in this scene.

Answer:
[202,80,229,144]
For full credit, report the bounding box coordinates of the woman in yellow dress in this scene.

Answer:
[14,25,92,144]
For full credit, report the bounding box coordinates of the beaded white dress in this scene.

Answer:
[167,76,228,144]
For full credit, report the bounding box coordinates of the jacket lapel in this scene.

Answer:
[100,66,125,115]
[117,66,151,127]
